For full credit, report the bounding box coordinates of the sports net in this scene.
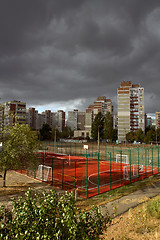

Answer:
[123,164,144,180]
[116,154,129,164]
[36,165,52,182]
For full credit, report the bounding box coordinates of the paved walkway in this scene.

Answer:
[100,180,160,218]
[1,171,160,219]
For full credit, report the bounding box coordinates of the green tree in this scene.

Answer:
[126,131,136,143]
[51,128,60,141]
[135,129,144,143]
[104,112,113,142]
[0,124,40,187]
[112,129,118,142]
[156,128,160,143]
[60,126,74,139]
[91,112,104,140]
[0,189,111,239]
[40,124,52,140]
[144,129,156,144]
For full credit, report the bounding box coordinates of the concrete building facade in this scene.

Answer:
[1,100,26,127]
[26,108,37,129]
[57,110,65,132]
[67,109,78,131]
[118,81,145,142]
[67,110,85,131]
[155,112,160,129]
[85,96,113,132]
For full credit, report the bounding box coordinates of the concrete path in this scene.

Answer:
[100,181,160,218]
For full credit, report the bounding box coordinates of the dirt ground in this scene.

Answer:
[104,201,160,240]
[0,170,65,207]
[1,170,160,240]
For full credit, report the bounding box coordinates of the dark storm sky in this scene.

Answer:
[0,0,160,113]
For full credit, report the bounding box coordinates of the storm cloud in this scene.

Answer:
[0,0,160,113]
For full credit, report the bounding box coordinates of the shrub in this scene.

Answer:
[0,189,111,239]
[147,197,160,219]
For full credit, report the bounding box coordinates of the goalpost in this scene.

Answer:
[36,165,52,182]
[116,154,129,164]
[123,164,144,180]
[57,147,66,154]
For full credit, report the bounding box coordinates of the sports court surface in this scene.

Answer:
[35,151,158,198]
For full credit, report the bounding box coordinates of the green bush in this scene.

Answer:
[0,189,111,239]
[147,197,160,219]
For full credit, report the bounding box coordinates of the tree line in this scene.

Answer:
[91,112,117,142]
[126,127,160,144]
[36,113,159,144]
[39,124,74,141]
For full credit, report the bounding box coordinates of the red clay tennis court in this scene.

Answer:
[35,152,158,198]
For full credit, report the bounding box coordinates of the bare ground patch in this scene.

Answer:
[0,170,65,207]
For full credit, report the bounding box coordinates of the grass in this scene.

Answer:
[76,173,160,210]
[104,195,160,239]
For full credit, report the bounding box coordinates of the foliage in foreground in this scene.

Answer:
[0,124,40,187]
[147,196,160,219]
[0,189,111,240]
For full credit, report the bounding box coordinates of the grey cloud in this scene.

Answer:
[0,0,160,113]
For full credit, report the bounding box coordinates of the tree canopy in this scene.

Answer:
[104,112,114,142]
[91,112,104,140]
[40,123,52,140]
[0,189,111,239]
[91,111,117,142]
[0,124,40,187]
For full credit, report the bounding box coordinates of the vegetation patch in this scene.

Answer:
[0,189,111,240]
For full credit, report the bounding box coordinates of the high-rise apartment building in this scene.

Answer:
[41,110,53,128]
[85,108,93,131]
[155,112,160,129]
[57,110,65,132]
[117,81,144,142]
[85,96,113,131]
[0,100,26,127]
[77,111,85,130]
[93,96,113,119]
[67,110,85,131]
[67,109,78,131]
[26,108,37,129]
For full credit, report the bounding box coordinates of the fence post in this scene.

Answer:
[152,147,153,175]
[145,148,147,177]
[86,150,88,198]
[42,153,44,182]
[129,148,131,182]
[74,161,76,189]
[120,150,122,186]
[62,159,64,189]
[51,158,53,186]
[138,148,140,179]
[158,146,160,173]
[112,146,114,162]
[110,152,112,190]
[26,159,28,176]
[98,151,99,194]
